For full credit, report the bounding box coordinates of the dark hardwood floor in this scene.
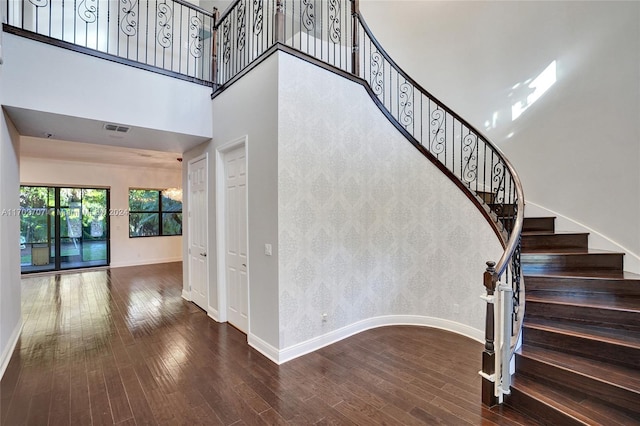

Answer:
[1,262,537,425]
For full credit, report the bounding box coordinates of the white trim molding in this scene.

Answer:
[0,319,23,380]
[526,201,640,274]
[215,135,249,326]
[248,333,280,364]
[249,315,483,365]
[208,307,220,322]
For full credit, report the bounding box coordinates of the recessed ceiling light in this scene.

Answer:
[43,132,54,139]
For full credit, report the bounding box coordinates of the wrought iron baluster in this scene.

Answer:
[136,0,140,61]
[449,112,452,172]
[48,0,52,36]
[120,0,138,59]
[237,0,246,71]
[432,105,444,156]
[399,80,413,131]
[475,136,479,193]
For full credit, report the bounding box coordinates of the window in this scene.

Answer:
[129,189,182,237]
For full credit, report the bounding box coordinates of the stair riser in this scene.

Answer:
[515,354,640,415]
[506,386,584,426]
[522,234,588,251]
[526,302,640,332]
[523,327,640,369]
[524,276,640,297]
[523,218,555,233]
[522,253,624,272]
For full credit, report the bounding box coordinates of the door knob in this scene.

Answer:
[242,263,246,267]
[201,252,207,257]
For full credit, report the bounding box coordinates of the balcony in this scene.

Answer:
[4,0,215,85]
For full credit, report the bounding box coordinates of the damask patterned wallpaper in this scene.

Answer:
[277,53,502,349]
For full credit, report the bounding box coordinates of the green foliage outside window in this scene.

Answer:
[20,186,108,244]
[129,189,182,237]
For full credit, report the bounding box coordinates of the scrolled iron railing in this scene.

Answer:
[213,0,353,88]
[4,0,215,84]
[218,0,525,406]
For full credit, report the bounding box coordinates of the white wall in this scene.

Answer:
[0,109,22,377]
[21,149,183,268]
[277,53,502,353]
[1,33,212,139]
[183,53,280,350]
[359,1,640,266]
[187,50,502,363]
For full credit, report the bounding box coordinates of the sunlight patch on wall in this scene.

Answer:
[511,60,557,121]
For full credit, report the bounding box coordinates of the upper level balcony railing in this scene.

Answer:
[4,0,215,85]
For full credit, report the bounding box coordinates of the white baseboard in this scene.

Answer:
[208,308,220,322]
[181,289,191,301]
[110,256,183,268]
[248,333,280,364]
[526,201,640,274]
[248,315,483,365]
[0,319,23,380]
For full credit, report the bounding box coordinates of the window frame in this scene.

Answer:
[128,188,182,238]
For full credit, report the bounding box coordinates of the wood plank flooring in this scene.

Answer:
[1,262,537,425]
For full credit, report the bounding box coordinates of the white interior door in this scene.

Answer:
[224,146,248,333]
[188,156,208,311]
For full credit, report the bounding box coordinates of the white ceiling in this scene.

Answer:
[5,106,211,169]
[20,137,185,170]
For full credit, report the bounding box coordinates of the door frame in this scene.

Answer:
[215,136,249,329]
[187,153,209,310]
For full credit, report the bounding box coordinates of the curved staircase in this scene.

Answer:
[506,216,640,424]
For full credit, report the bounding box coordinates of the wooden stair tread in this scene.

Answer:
[522,231,554,236]
[526,293,640,312]
[510,375,640,425]
[524,270,640,280]
[524,273,640,297]
[522,231,586,236]
[522,248,621,255]
[524,317,640,348]
[518,345,640,393]
[522,250,624,273]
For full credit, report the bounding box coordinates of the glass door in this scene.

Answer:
[20,186,110,273]
[20,186,55,272]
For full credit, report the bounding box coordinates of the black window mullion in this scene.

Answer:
[128,188,181,237]
[158,191,163,236]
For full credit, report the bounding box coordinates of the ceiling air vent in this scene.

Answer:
[104,123,130,133]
